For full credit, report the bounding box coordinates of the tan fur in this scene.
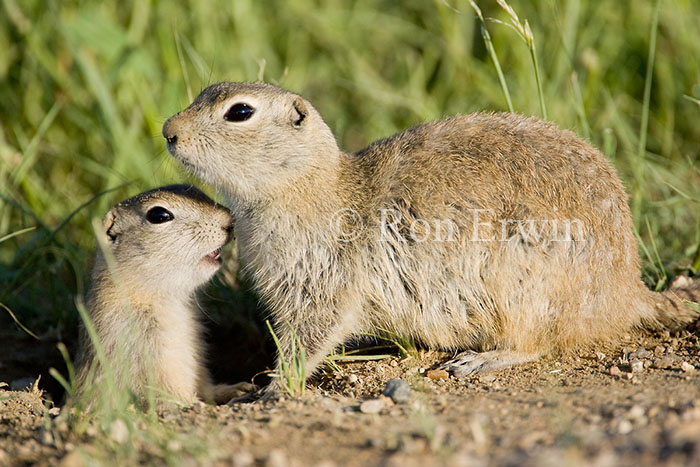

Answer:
[76,185,253,405]
[162,82,699,381]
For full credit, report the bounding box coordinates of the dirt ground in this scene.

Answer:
[1,319,700,466]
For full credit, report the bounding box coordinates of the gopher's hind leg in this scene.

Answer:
[199,382,258,404]
[439,350,539,377]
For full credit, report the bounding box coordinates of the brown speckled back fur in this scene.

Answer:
[162,82,699,384]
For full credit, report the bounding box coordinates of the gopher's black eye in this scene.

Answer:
[224,103,255,122]
[146,206,174,224]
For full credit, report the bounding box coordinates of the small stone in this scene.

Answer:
[668,421,700,446]
[426,369,449,381]
[609,366,621,376]
[41,430,54,445]
[618,419,633,434]
[110,419,129,444]
[383,378,411,404]
[319,397,341,413]
[630,360,644,373]
[191,400,206,413]
[167,440,181,452]
[266,449,287,467]
[628,405,645,420]
[85,425,98,437]
[596,352,606,361]
[346,374,358,384]
[671,275,692,288]
[59,451,84,467]
[359,398,385,414]
[232,451,254,467]
[480,374,496,384]
[652,357,673,369]
[630,348,651,360]
[681,361,695,372]
[681,406,700,422]
[653,345,665,355]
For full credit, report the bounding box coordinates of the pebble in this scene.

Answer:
[630,360,644,373]
[681,361,695,372]
[346,374,358,384]
[41,430,54,445]
[480,374,497,384]
[653,345,665,355]
[630,348,651,360]
[628,405,645,420]
[652,357,672,369]
[318,397,341,413]
[109,419,129,444]
[59,451,85,467]
[668,421,700,446]
[426,369,449,381]
[266,449,288,467]
[596,352,606,361]
[359,398,385,414]
[191,400,206,413]
[609,366,621,376]
[167,440,181,452]
[232,451,255,467]
[617,419,633,434]
[383,378,411,404]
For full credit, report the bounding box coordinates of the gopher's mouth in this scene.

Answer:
[203,248,222,265]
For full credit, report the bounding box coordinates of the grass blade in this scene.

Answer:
[469,1,514,113]
[633,0,661,223]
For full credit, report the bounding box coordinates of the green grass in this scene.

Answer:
[0,0,699,461]
[2,0,699,333]
[266,320,307,397]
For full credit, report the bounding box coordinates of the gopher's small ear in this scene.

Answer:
[291,97,308,128]
[103,209,119,243]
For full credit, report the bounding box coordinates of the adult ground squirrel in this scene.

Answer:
[76,185,254,405]
[162,82,699,383]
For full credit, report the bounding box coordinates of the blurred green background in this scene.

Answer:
[1,0,699,337]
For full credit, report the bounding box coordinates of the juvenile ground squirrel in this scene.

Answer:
[162,82,698,384]
[76,185,253,405]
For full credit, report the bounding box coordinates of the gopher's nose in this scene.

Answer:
[162,118,178,145]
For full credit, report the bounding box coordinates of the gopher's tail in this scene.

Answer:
[647,276,700,331]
